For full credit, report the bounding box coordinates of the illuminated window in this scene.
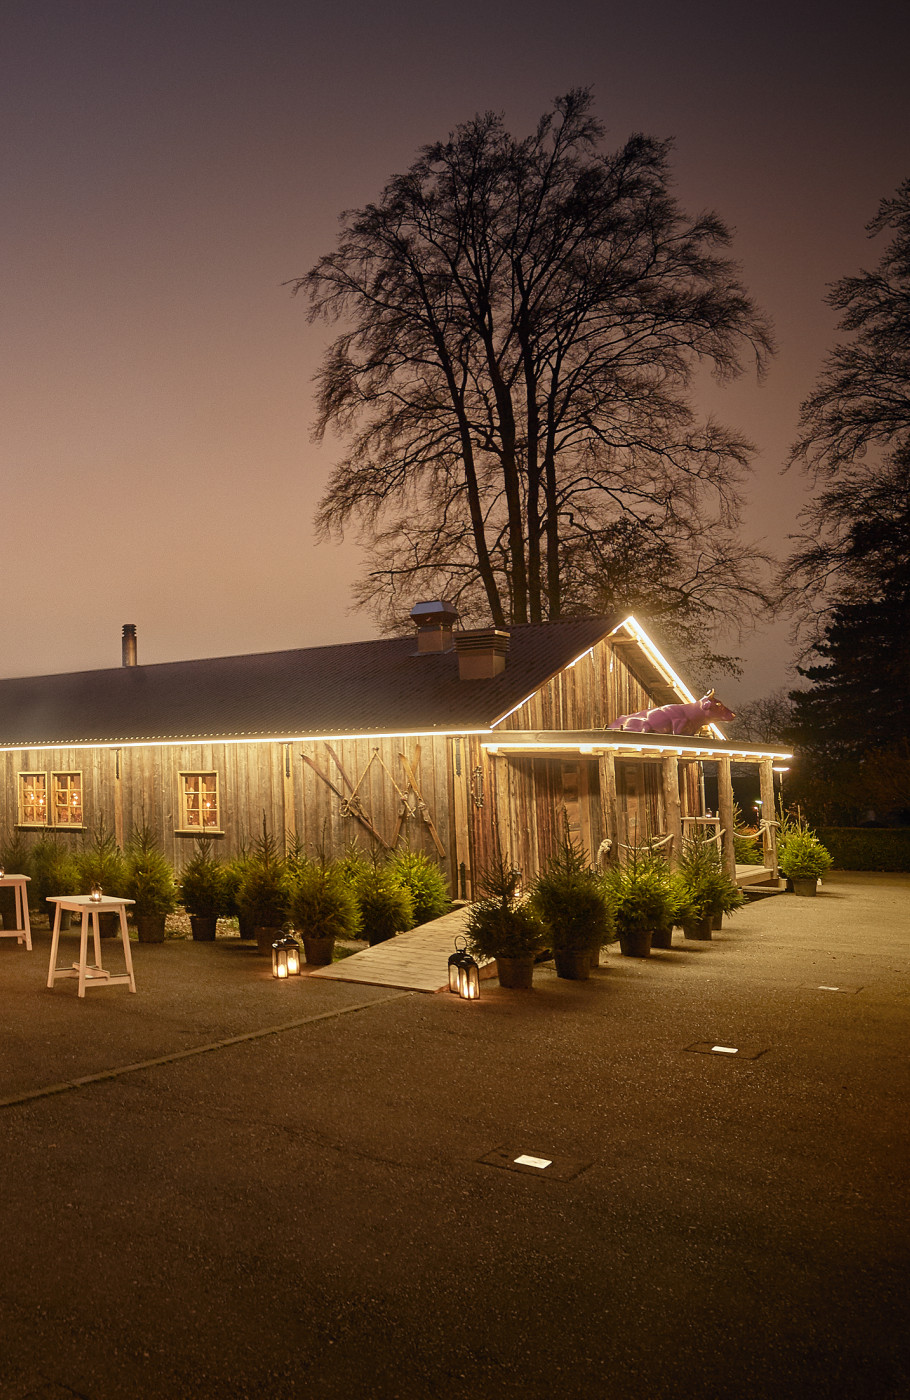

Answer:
[180,772,221,830]
[18,772,48,825]
[52,772,83,826]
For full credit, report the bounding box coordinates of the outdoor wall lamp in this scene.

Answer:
[448,935,480,1000]
[272,933,301,979]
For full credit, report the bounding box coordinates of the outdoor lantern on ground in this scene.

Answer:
[271,933,301,980]
[448,935,480,1000]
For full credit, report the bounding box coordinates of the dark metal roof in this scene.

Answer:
[0,618,618,747]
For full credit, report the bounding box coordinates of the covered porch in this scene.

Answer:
[479,730,793,886]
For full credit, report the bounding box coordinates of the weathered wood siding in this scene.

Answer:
[0,737,454,886]
[497,637,653,732]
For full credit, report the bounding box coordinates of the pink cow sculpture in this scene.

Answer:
[608,690,735,736]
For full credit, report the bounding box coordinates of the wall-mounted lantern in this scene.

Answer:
[272,933,301,980]
[448,935,480,1000]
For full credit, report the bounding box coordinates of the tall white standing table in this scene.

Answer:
[47,895,137,997]
[0,874,32,950]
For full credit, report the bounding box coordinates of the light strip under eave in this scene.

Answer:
[0,727,495,755]
[482,739,793,761]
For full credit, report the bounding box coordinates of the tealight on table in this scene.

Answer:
[47,896,137,997]
[0,874,32,950]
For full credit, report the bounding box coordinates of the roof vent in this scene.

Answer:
[454,627,510,679]
[122,623,138,667]
[410,600,459,654]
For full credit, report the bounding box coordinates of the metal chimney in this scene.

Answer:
[122,623,138,667]
[410,600,459,654]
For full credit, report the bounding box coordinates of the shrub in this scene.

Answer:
[603,850,674,936]
[28,836,79,912]
[676,838,745,920]
[236,822,289,929]
[179,839,230,918]
[0,829,33,880]
[387,848,450,925]
[124,826,178,918]
[817,828,910,872]
[288,860,361,942]
[530,822,613,952]
[76,820,127,897]
[465,854,547,962]
[355,861,415,945]
[777,830,833,882]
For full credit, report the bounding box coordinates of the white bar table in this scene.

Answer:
[0,874,32,951]
[47,895,137,997]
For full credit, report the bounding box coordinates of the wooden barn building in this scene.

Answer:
[0,610,791,894]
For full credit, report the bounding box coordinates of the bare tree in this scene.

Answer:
[295,89,774,638]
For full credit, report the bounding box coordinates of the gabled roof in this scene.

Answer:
[0,616,638,748]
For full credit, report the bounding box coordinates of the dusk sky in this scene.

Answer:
[3,0,908,701]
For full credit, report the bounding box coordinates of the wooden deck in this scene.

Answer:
[735,865,783,888]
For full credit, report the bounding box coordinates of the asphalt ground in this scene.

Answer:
[0,872,907,1400]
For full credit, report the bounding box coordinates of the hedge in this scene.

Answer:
[818,827,910,872]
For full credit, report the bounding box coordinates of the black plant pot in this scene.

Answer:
[553,948,593,980]
[190,915,218,942]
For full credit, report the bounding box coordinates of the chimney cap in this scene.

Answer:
[410,600,459,623]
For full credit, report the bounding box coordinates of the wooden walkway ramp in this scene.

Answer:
[306,906,477,993]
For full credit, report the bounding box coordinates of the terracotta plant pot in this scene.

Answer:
[618,929,652,958]
[190,915,218,941]
[495,955,535,989]
[553,948,593,981]
[302,934,335,967]
[650,925,674,950]
[792,877,818,897]
[255,925,284,957]
[683,916,713,941]
[136,913,167,943]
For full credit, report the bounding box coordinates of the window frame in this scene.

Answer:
[16,770,85,829]
[176,770,223,835]
[17,771,49,827]
[50,770,84,828]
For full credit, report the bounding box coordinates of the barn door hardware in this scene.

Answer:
[399,747,447,858]
[299,749,390,849]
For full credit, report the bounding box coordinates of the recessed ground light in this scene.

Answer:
[801,983,862,994]
[478,1147,591,1180]
[685,1042,768,1060]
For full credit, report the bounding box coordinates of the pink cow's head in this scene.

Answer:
[700,690,736,724]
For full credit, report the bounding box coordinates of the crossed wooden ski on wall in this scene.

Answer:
[299,743,446,857]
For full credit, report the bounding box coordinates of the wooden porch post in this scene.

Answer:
[598,752,619,864]
[717,756,737,881]
[759,758,779,879]
[660,755,683,867]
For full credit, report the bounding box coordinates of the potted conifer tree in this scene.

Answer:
[530,820,613,979]
[288,858,361,965]
[179,839,229,940]
[236,822,290,955]
[465,855,546,989]
[125,826,178,942]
